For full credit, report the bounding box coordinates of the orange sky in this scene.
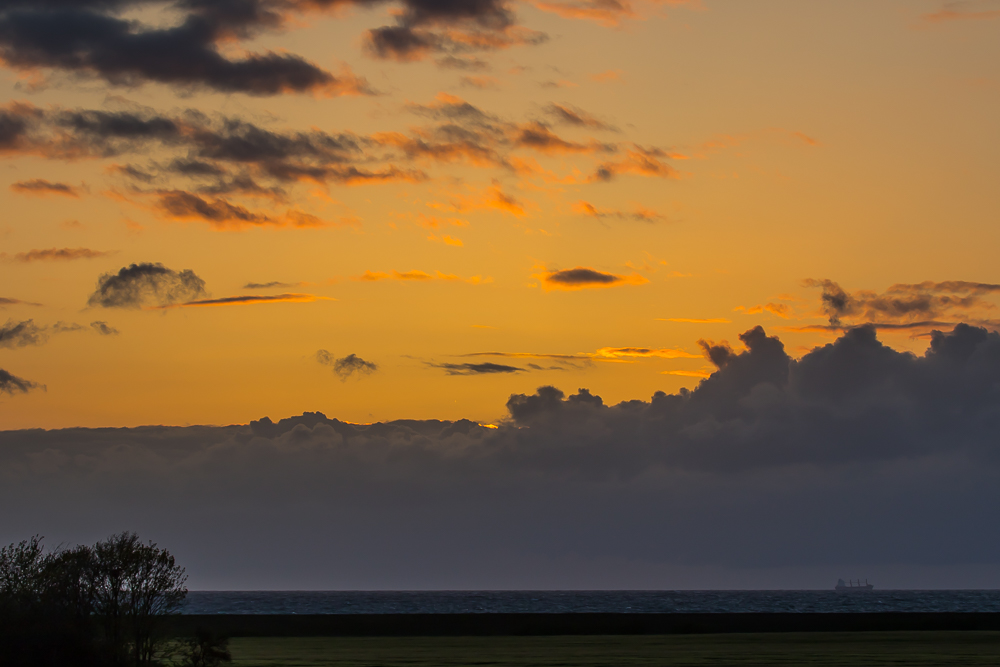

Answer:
[1,0,999,429]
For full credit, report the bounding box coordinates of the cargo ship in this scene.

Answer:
[835,578,873,591]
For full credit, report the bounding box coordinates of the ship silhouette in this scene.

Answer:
[835,578,873,591]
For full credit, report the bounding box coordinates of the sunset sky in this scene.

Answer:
[3,0,998,429]
[2,0,1000,589]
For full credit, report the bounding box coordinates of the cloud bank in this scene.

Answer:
[4,324,1000,588]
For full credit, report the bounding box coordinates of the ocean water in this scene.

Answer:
[181,590,1000,615]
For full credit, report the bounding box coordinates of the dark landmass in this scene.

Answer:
[166,612,1000,637]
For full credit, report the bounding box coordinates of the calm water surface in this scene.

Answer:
[182,590,1000,615]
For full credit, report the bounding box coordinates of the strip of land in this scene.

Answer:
[167,612,1000,637]
[227,632,1000,667]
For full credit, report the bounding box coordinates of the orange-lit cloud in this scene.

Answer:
[792,131,820,146]
[922,2,1000,23]
[356,270,489,284]
[531,0,635,27]
[659,318,731,324]
[573,200,665,222]
[735,303,793,318]
[461,75,501,89]
[428,234,464,246]
[535,266,650,290]
[595,346,701,359]
[589,69,623,82]
[10,179,81,198]
[6,248,113,262]
[591,146,680,181]
[155,293,330,309]
[662,369,712,378]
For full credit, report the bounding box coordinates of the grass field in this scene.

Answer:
[228,632,1000,667]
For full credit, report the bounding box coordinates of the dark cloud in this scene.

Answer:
[162,293,322,308]
[545,104,618,132]
[538,266,648,290]
[0,1,372,96]
[8,247,113,262]
[6,324,1000,588]
[89,321,119,335]
[431,361,522,374]
[87,262,207,309]
[0,319,47,348]
[52,322,86,333]
[804,278,1000,328]
[9,178,80,197]
[0,368,41,395]
[362,0,546,62]
[316,351,378,380]
[243,281,297,290]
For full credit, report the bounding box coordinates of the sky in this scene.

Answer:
[2,0,1000,589]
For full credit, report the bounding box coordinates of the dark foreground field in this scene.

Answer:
[227,632,1000,667]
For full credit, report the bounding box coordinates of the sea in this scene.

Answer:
[181,590,1000,615]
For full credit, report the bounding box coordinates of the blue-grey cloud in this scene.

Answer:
[5,324,1000,589]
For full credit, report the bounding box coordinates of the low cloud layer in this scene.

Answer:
[5,324,1000,588]
[88,263,207,309]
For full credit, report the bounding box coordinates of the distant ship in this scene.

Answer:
[836,578,873,591]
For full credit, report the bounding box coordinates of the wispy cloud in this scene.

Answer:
[6,248,113,262]
[356,270,489,284]
[659,318,731,324]
[10,179,81,197]
[156,294,330,309]
[572,200,665,222]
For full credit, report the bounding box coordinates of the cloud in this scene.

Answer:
[0,297,42,307]
[734,303,793,318]
[546,104,618,132]
[0,368,41,395]
[8,325,1000,588]
[591,146,680,181]
[153,191,332,230]
[0,102,422,196]
[804,279,1000,329]
[89,321,119,336]
[242,281,301,290]
[922,1,1000,23]
[531,0,635,27]
[9,179,80,197]
[316,351,379,380]
[660,318,731,324]
[0,319,46,348]
[460,75,501,89]
[7,247,113,262]
[589,68,623,82]
[157,293,327,309]
[594,347,700,359]
[536,266,649,290]
[663,369,711,378]
[572,200,665,222]
[87,263,207,309]
[0,1,373,96]
[430,361,523,374]
[356,270,488,284]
